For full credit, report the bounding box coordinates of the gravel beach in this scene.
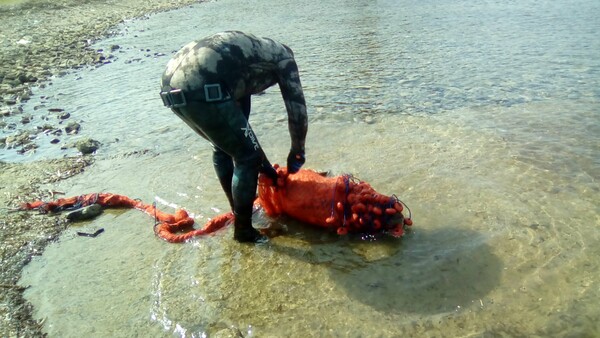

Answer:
[0,1,201,336]
[0,0,204,156]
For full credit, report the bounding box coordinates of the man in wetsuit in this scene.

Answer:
[160,31,308,243]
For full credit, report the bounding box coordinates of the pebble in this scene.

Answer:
[64,121,80,134]
[75,138,101,154]
[5,131,30,148]
[37,124,54,131]
[57,112,70,119]
[65,204,103,221]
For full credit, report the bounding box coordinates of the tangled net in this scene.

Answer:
[258,166,412,237]
[19,167,412,242]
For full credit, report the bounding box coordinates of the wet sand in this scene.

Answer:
[0,1,200,336]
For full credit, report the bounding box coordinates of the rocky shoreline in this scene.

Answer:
[0,1,202,336]
[0,0,202,157]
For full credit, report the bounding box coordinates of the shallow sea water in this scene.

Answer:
[15,0,600,337]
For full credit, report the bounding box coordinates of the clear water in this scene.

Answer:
[16,0,600,337]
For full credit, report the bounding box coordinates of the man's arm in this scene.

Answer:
[277,58,308,154]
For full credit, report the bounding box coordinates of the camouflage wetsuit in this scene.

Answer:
[160,31,308,243]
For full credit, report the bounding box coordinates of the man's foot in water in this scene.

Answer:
[234,226,269,243]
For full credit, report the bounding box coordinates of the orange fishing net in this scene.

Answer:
[258,166,411,236]
[20,167,411,242]
[19,192,230,243]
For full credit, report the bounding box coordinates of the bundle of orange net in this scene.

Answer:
[258,165,412,237]
[19,167,412,242]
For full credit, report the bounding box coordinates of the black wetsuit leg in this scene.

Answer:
[210,95,251,210]
[212,148,234,210]
[173,106,236,209]
[239,95,251,120]
[173,99,266,242]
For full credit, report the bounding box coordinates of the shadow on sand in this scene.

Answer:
[266,220,502,315]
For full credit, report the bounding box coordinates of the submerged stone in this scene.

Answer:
[65,203,103,221]
[75,138,100,154]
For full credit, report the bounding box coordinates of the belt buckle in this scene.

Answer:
[204,84,224,102]
[160,89,186,108]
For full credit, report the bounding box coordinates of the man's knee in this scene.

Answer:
[234,150,263,170]
[212,147,231,164]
